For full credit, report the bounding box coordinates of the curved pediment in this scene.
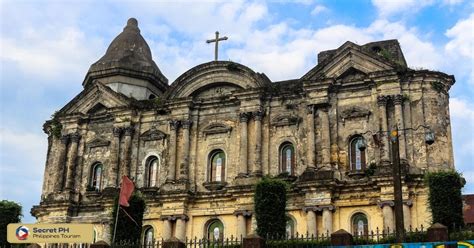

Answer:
[340,106,371,120]
[166,61,271,99]
[271,114,301,127]
[86,138,110,149]
[141,127,167,141]
[202,123,232,136]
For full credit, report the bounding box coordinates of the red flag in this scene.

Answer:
[119,176,134,207]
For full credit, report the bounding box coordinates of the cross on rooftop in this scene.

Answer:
[206,31,228,61]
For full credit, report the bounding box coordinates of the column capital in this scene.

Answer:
[69,133,81,143]
[233,209,253,217]
[303,206,319,212]
[393,94,404,105]
[377,95,388,106]
[113,127,122,137]
[239,112,250,122]
[160,214,189,221]
[320,205,335,211]
[60,135,69,144]
[404,199,413,207]
[377,200,395,208]
[169,120,180,130]
[123,126,135,136]
[252,110,264,121]
[181,119,193,129]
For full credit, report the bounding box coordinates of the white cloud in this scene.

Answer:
[371,0,434,17]
[311,4,328,15]
[443,0,464,5]
[445,14,474,59]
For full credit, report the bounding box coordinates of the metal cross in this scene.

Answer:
[206,31,228,61]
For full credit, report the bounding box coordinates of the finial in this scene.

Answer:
[127,18,138,27]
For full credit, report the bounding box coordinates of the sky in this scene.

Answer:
[0,0,472,223]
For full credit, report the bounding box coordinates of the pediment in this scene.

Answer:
[86,137,110,149]
[271,114,301,127]
[58,81,131,115]
[340,106,371,120]
[192,83,242,99]
[141,127,167,141]
[336,67,367,82]
[302,44,394,80]
[202,123,232,136]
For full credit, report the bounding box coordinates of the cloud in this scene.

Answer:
[445,13,474,59]
[371,0,434,17]
[311,4,328,15]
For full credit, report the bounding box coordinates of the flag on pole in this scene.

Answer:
[119,176,134,207]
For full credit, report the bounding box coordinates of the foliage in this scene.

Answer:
[266,239,331,248]
[430,81,445,93]
[449,230,474,241]
[110,192,146,244]
[254,177,288,238]
[0,200,22,246]
[425,170,465,230]
[49,111,63,138]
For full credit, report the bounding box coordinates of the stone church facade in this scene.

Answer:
[32,18,456,243]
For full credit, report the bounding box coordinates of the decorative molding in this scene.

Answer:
[393,94,403,105]
[377,95,388,106]
[239,112,250,123]
[202,123,232,136]
[169,120,180,131]
[113,127,122,137]
[271,114,301,127]
[403,199,413,207]
[340,106,371,121]
[123,126,135,136]
[303,205,335,212]
[86,138,110,149]
[203,181,227,191]
[306,105,314,115]
[181,119,193,129]
[252,110,264,121]
[159,214,189,221]
[69,133,81,143]
[140,127,167,141]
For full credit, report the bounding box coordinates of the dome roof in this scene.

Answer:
[84,18,168,89]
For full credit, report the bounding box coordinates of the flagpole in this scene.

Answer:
[112,188,121,244]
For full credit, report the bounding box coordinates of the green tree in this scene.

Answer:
[254,177,287,238]
[110,192,146,244]
[0,200,22,245]
[425,170,465,230]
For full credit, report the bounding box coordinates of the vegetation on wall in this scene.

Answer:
[0,200,22,246]
[425,170,465,230]
[254,177,288,238]
[110,192,146,244]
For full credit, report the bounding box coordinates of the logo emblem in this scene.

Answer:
[15,226,29,240]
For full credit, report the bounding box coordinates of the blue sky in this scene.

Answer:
[0,0,472,223]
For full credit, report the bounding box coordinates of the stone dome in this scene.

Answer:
[84,18,168,90]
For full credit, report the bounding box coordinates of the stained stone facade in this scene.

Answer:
[32,18,456,243]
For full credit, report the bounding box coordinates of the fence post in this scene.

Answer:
[243,234,265,248]
[331,229,353,246]
[427,223,448,242]
[163,237,186,248]
[90,241,110,248]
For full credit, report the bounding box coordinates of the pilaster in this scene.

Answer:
[65,132,81,190]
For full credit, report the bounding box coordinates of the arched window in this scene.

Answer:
[90,163,103,190]
[351,213,368,236]
[349,136,366,171]
[206,219,224,241]
[209,150,226,182]
[143,226,154,246]
[279,142,295,175]
[145,156,159,187]
[286,216,296,237]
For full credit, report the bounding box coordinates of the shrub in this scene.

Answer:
[425,171,465,230]
[254,177,287,238]
[110,192,146,244]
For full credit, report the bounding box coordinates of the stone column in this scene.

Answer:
[108,127,121,187]
[306,209,317,237]
[251,214,257,234]
[167,120,179,182]
[377,96,390,162]
[252,111,263,176]
[379,201,395,233]
[239,113,249,176]
[162,219,172,240]
[237,214,246,238]
[321,205,334,236]
[65,133,81,190]
[393,95,407,160]
[306,105,316,169]
[119,126,134,179]
[54,135,69,192]
[403,201,412,230]
[179,120,192,181]
[318,106,331,168]
[175,217,187,241]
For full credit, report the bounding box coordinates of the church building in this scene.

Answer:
[32,18,456,244]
